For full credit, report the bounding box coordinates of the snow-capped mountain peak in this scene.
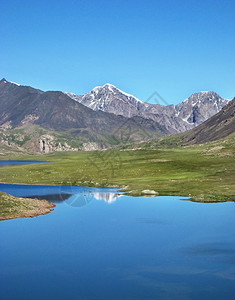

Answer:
[9,81,20,86]
[91,83,143,102]
[65,85,230,133]
[174,91,230,129]
[0,78,20,86]
[180,91,229,107]
[91,83,116,95]
[65,83,144,117]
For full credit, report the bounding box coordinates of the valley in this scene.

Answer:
[1,135,234,203]
[1,3,235,299]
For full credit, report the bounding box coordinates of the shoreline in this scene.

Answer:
[0,181,234,203]
[0,138,234,205]
[0,192,56,221]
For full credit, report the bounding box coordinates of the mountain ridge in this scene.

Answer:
[181,97,235,144]
[66,84,230,133]
[1,78,233,154]
[0,78,168,153]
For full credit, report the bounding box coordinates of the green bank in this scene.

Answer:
[0,136,234,202]
[0,191,55,221]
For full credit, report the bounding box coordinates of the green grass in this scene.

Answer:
[0,191,55,220]
[0,136,234,202]
[0,192,21,216]
[0,191,37,217]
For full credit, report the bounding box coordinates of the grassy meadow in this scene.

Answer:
[0,136,234,202]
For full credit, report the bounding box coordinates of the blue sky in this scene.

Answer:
[0,0,234,105]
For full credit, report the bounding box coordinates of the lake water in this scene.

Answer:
[0,160,51,167]
[0,163,235,299]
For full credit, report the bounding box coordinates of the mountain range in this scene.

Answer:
[0,78,233,153]
[0,78,167,153]
[66,84,230,133]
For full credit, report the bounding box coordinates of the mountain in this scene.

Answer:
[174,91,229,131]
[0,79,168,153]
[1,78,232,154]
[66,85,230,133]
[66,83,143,118]
[181,97,235,144]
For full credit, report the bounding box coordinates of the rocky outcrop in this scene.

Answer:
[80,142,101,151]
[141,190,159,195]
[37,135,79,153]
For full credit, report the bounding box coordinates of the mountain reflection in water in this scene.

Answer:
[0,183,120,206]
[1,182,235,300]
[26,191,120,205]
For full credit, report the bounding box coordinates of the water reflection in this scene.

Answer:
[1,187,235,299]
[93,191,120,203]
[26,193,72,202]
[0,183,120,207]
[61,191,121,207]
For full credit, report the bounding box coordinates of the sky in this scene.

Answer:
[0,0,234,105]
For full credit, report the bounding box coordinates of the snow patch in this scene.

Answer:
[9,81,20,86]
[91,83,143,103]
[182,115,191,124]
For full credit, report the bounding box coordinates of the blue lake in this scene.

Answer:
[0,160,51,167]
[0,163,235,299]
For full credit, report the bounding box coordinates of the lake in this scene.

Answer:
[0,163,235,299]
[0,160,51,167]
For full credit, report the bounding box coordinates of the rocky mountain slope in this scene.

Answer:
[66,83,143,118]
[66,84,230,133]
[1,78,232,154]
[0,79,168,153]
[181,97,235,144]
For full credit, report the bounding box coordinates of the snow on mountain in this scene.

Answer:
[66,83,145,118]
[175,91,230,129]
[0,78,21,86]
[9,81,20,86]
[66,86,230,133]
